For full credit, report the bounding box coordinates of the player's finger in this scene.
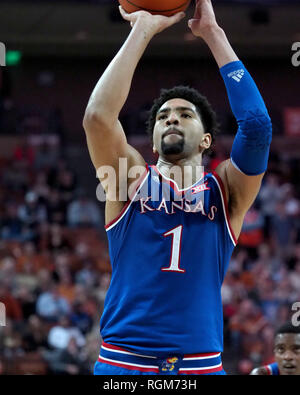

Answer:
[119,5,130,20]
[193,0,201,18]
[168,11,185,25]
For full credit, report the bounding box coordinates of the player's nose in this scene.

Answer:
[283,350,294,360]
[166,112,180,126]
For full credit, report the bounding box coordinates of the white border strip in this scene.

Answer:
[106,171,150,232]
[212,175,236,247]
[179,362,222,372]
[99,355,158,369]
[101,346,157,359]
[183,352,220,361]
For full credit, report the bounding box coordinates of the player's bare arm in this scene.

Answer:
[83,7,185,224]
[189,0,272,239]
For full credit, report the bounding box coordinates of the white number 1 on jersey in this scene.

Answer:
[161,225,185,273]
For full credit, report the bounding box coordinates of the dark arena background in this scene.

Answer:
[0,0,299,376]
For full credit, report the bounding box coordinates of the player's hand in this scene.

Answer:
[188,0,219,38]
[119,6,185,35]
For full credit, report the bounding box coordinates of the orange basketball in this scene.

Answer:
[119,0,191,17]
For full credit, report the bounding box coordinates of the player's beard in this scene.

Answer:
[161,139,185,155]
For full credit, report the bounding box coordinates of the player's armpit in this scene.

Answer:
[225,159,264,214]
[215,159,264,239]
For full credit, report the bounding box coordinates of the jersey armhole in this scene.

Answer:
[211,171,238,247]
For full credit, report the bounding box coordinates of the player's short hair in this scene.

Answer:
[275,322,300,336]
[146,86,219,156]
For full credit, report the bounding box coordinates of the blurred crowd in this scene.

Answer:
[220,152,300,374]
[0,135,112,374]
[0,116,300,375]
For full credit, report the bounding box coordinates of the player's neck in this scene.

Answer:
[156,155,204,190]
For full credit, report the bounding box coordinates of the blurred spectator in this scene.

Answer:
[0,281,23,322]
[36,282,71,322]
[0,319,23,358]
[57,269,76,304]
[67,190,102,228]
[47,315,86,350]
[34,142,59,170]
[258,173,281,239]
[44,336,89,375]
[1,203,24,241]
[13,138,35,167]
[32,171,50,201]
[289,261,300,291]
[94,273,111,310]
[22,315,48,352]
[44,223,71,253]
[2,161,30,192]
[56,169,77,205]
[271,200,296,257]
[45,189,67,225]
[15,284,37,320]
[229,299,268,356]
[18,191,47,230]
[70,302,93,335]
[238,205,264,251]
[75,259,98,288]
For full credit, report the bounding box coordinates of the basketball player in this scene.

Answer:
[83,0,272,375]
[250,323,300,375]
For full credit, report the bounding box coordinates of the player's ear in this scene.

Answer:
[199,133,212,152]
[153,145,157,154]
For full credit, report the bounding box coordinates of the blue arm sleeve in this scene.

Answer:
[220,61,272,175]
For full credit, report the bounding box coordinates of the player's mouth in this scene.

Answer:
[162,128,184,139]
[282,364,296,373]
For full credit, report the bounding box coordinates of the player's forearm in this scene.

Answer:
[84,20,155,122]
[214,37,273,176]
[201,25,239,68]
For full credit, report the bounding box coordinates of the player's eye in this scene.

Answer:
[158,114,167,120]
[181,113,192,118]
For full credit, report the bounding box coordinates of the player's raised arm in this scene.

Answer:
[188,0,272,238]
[82,7,185,188]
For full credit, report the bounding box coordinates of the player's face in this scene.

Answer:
[152,98,211,160]
[274,333,300,375]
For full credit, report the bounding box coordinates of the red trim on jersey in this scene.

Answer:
[265,365,272,375]
[102,341,132,353]
[104,165,149,230]
[212,171,238,245]
[179,364,223,375]
[97,357,159,373]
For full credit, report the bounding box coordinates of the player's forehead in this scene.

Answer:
[158,98,198,114]
[275,333,300,346]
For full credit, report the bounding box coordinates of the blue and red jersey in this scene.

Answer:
[264,362,280,375]
[100,164,237,357]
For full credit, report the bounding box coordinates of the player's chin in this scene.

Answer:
[161,141,184,156]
